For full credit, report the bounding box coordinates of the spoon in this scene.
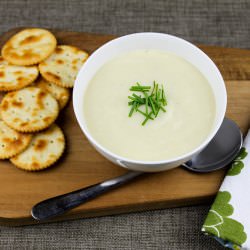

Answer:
[31,117,242,221]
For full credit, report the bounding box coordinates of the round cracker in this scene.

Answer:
[0,56,39,91]
[39,45,88,88]
[35,78,70,109]
[1,28,57,66]
[0,87,59,132]
[0,120,32,159]
[10,124,65,171]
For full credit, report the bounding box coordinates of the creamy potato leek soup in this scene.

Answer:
[83,50,216,162]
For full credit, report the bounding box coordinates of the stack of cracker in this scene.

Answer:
[0,28,88,171]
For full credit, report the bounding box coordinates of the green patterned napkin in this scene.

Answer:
[202,129,250,250]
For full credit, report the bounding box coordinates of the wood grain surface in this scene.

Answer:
[0,28,249,226]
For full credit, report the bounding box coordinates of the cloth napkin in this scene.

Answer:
[202,129,250,250]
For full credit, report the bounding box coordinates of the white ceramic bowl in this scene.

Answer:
[73,33,227,172]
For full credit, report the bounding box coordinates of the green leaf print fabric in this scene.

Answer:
[202,129,250,250]
[204,191,247,246]
[227,148,248,176]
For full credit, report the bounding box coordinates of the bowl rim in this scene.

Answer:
[73,32,227,166]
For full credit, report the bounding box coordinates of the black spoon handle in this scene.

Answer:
[31,171,143,221]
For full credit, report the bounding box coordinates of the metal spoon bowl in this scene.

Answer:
[31,117,242,221]
[183,117,242,172]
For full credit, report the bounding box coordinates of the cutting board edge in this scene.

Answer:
[0,194,214,226]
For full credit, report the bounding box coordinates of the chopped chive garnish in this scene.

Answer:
[144,91,149,115]
[129,87,150,92]
[162,88,167,105]
[130,86,151,90]
[136,108,148,117]
[155,84,158,100]
[148,96,156,115]
[159,105,166,112]
[157,89,161,101]
[142,111,154,126]
[132,94,145,104]
[155,108,159,117]
[128,96,135,101]
[151,81,156,95]
[128,81,167,125]
[128,102,137,117]
[136,109,154,120]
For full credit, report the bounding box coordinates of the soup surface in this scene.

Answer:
[83,50,216,161]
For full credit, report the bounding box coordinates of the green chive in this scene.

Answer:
[136,108,148,118]
[142,111,154,126]
[132,94,145,103]
[151,81,156,95]
[129,102,137,117]
[148,96,156,115]
[128,81,167,125]
[155,107,160,117]
[136,109,154,120]
[128,96,136,101]
[128,95,144,104]
[162,87,167,106]
[144,91,149,115]
[130,86,151,89]
[129,88,150,92]
[159,105,166,112]
[155,84,158,99]
[157,89,161,101]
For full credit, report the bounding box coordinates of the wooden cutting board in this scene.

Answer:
[0,28,249,226]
